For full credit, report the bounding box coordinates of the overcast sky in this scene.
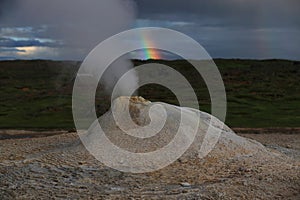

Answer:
[0,0,299,60]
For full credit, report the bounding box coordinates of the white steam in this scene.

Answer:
[1,0,139,97]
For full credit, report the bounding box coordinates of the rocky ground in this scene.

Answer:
[0,129,299,200]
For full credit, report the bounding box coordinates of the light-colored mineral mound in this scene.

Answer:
[84,96,268,163]
[0,97,299,199]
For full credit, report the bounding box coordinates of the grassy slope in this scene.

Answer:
[0,59,299,129]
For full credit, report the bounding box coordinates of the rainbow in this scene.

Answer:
[140,33,162,60]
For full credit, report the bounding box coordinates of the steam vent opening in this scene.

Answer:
[123,96,150,125]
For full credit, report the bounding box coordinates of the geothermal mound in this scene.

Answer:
[83,96,268,166]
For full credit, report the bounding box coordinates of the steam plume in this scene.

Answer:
[1,0,139,97]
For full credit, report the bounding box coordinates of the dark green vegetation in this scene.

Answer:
[0,59,299,129]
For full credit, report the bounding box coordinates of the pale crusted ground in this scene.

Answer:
[0,130,299,200]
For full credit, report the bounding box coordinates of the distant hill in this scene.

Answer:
[0,59,299,129]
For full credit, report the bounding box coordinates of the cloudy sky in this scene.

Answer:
[0,0,299,60]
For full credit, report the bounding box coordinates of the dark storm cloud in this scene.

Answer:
[0,37,60,48]
[0,27,44,39]
[0,0,136,60]
[135,0,300,29]
[0,0,299,60]
[0,47,24,52]
[134,0,300,60]
[0,0,135,48]
[0,0,15,18]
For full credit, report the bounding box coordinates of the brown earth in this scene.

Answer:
[0,129,299,199]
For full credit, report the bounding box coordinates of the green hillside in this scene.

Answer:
[0,59,299,129]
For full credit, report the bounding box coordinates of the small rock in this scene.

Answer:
[8,154,15,160]
[78,161,86,165]
[238,167,245,171]
[180,182,191,187]
[266,177,273,182]
[23,159,31,164]
[245,168,251,172]
[110,186,125,191]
